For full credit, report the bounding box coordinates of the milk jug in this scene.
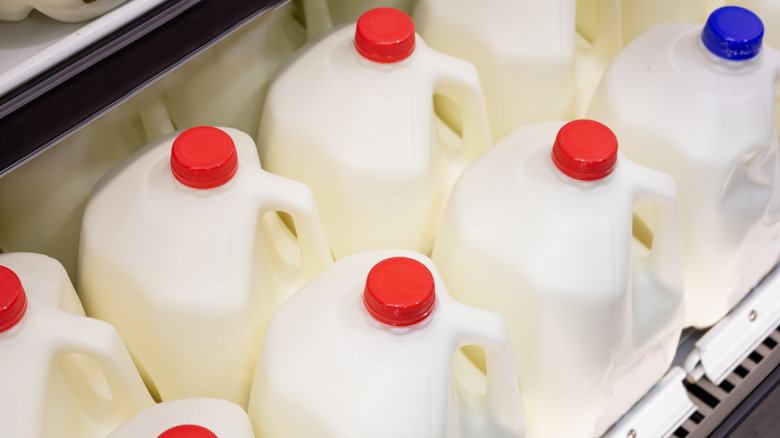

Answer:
[587,6,780,328]
[163,1,333,139]
[107,398,255,437]
[432,120,685,438]
[247,250,526,438]
[78,126,333,407]
[413,0,578,141]
[0,252,154,438]
[258,8,491,259]
[0,0,128,22]
[574,0,713,115]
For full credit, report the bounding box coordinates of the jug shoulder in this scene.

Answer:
[0,253,83,315]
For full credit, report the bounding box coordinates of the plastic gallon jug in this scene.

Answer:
[574,0,712,115]
[0,0,128,22]
[107,398,255,437]
[78,126,333,407]
[431,120,685,438]
[0,252,154,438]
[247,250,526,438]
[413,0,578,141]
[258,8,491,259]
[587,6,780,328]
[163,1,333,139]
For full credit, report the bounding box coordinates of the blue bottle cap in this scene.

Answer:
[701,6,764,60]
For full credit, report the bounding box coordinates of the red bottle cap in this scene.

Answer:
[551,119,618,181]
[170,127,238,189]
[0,266,28,333]
[355,8,415,63]
[157,425,218,438]
[364,257,436,326]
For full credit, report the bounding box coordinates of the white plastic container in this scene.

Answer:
[413,0,578,141]
[587,6,780,328]
[0,0,129,22]
[106,398,255,437]
[78,126,333,407]
[574,0,713,115]
[0,252,153,438]
[258,8,491,259]
[432,120,685,438]
[247,250,526,438]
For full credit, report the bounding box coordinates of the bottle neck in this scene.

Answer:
[696,33,762,75]
[549,151,617,189]
[354,42,416,72]
[0,314,27,339]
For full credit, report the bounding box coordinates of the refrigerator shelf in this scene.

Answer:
[0,0,168,98]
[607,264,780,437]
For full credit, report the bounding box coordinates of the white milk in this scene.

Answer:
[413,0,578,141]
[432,120,685,438]
[574,0,713,116]
[0,0,128,22]
[587,6,780,328]
[258,8,491,259]
[78,126,333,407]
[247,250,526,438]
[107,398,255,437]
[0,252,153,438]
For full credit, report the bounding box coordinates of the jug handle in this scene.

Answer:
[763,126,780,224]
[762,46,780,223]
[586,0,623,65]
[46,312,154,418]
[300,0,333,42]
[446,300,527,435]
[137,94,175,142]
[627,163,685,350]
[248,170,333,292]
[430,53,492,168]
